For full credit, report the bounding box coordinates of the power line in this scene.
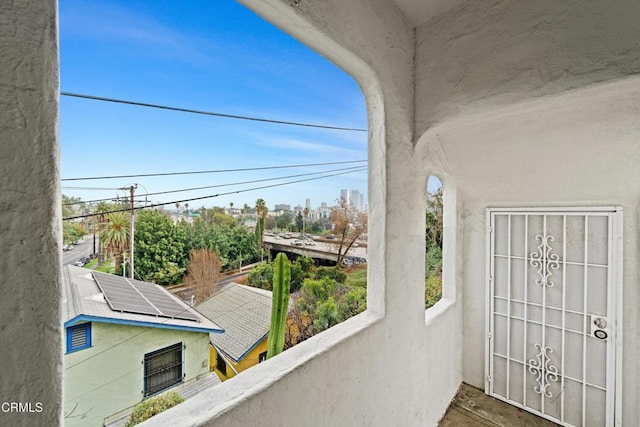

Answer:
[61,186,123,191]
[62,165,366,206]
[61,92,368,133]
[62,167,366,221]
[61,159,367,182]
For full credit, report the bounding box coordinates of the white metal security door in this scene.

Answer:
[486,208,622,427]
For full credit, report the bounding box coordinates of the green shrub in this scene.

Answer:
[315,266,347,283]
[425,272,442,309]
[247,262,274,290]
[344,265,367,288]
[336,286,367,321]
[126,391,185,426]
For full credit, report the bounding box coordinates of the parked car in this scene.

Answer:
[63,244,73,251]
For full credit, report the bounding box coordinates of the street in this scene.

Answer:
[62,236,97,266]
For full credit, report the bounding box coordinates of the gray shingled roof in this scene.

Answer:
[195,283,272,363]
[62,265,223,334]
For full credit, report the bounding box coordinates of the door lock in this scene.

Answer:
[589,315,609,340]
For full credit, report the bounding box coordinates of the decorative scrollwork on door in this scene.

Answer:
[530,235,560,287]
[528,343,560,398]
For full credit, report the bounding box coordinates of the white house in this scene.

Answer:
[1,1,639,426]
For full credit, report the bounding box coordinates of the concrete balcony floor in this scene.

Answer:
[440,383,559,427]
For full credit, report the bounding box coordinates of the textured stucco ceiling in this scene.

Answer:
[392,0,468,26]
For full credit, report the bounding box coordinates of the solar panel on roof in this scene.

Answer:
[92,272,199,322]
[131,278,200,321]
[93,271,161,316]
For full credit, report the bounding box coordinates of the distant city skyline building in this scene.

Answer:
[305,198,311,210]
[340,189,349,206]
[340,189,364,211]
[274,204,290,211]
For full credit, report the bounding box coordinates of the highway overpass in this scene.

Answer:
[262,235,367,265]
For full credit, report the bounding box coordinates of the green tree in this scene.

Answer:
[267,253,291,359]
[276,212,293,231]
[229,225,260,269]
[308,219,326,234]
[295,211,303,232]
[63,222,87,245]
[198,207,236,228]
[134,210,187,284]
[182,216,259,271]
[99,211,129,273]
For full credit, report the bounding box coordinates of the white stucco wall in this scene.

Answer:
[415,0,640,133]
[64,323,210,427]
[0,1,61,426]
[416,77,640,425]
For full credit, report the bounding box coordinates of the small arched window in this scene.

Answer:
[425,175,443,309]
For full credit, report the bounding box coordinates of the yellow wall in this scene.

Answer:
[210,338,268,381]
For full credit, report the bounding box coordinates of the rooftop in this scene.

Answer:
[195,283,272,363]
[62,265,223,334]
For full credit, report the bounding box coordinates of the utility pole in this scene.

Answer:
[129,184,137,279]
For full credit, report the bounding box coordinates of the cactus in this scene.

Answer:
[267,253,291,359]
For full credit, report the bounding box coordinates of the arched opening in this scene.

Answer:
[58,2,374,424]
[425,175,443,310]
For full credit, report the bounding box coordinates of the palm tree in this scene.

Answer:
[95,201,111,264]
[255,198,268,242]
[99,211,130,273]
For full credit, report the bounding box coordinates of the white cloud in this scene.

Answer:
[60,0,212,64]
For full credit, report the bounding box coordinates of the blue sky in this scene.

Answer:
[59,0,368,212]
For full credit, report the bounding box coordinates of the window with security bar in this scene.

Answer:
[144,342,183,397]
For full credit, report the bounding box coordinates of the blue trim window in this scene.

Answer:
[67,323,91,353]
